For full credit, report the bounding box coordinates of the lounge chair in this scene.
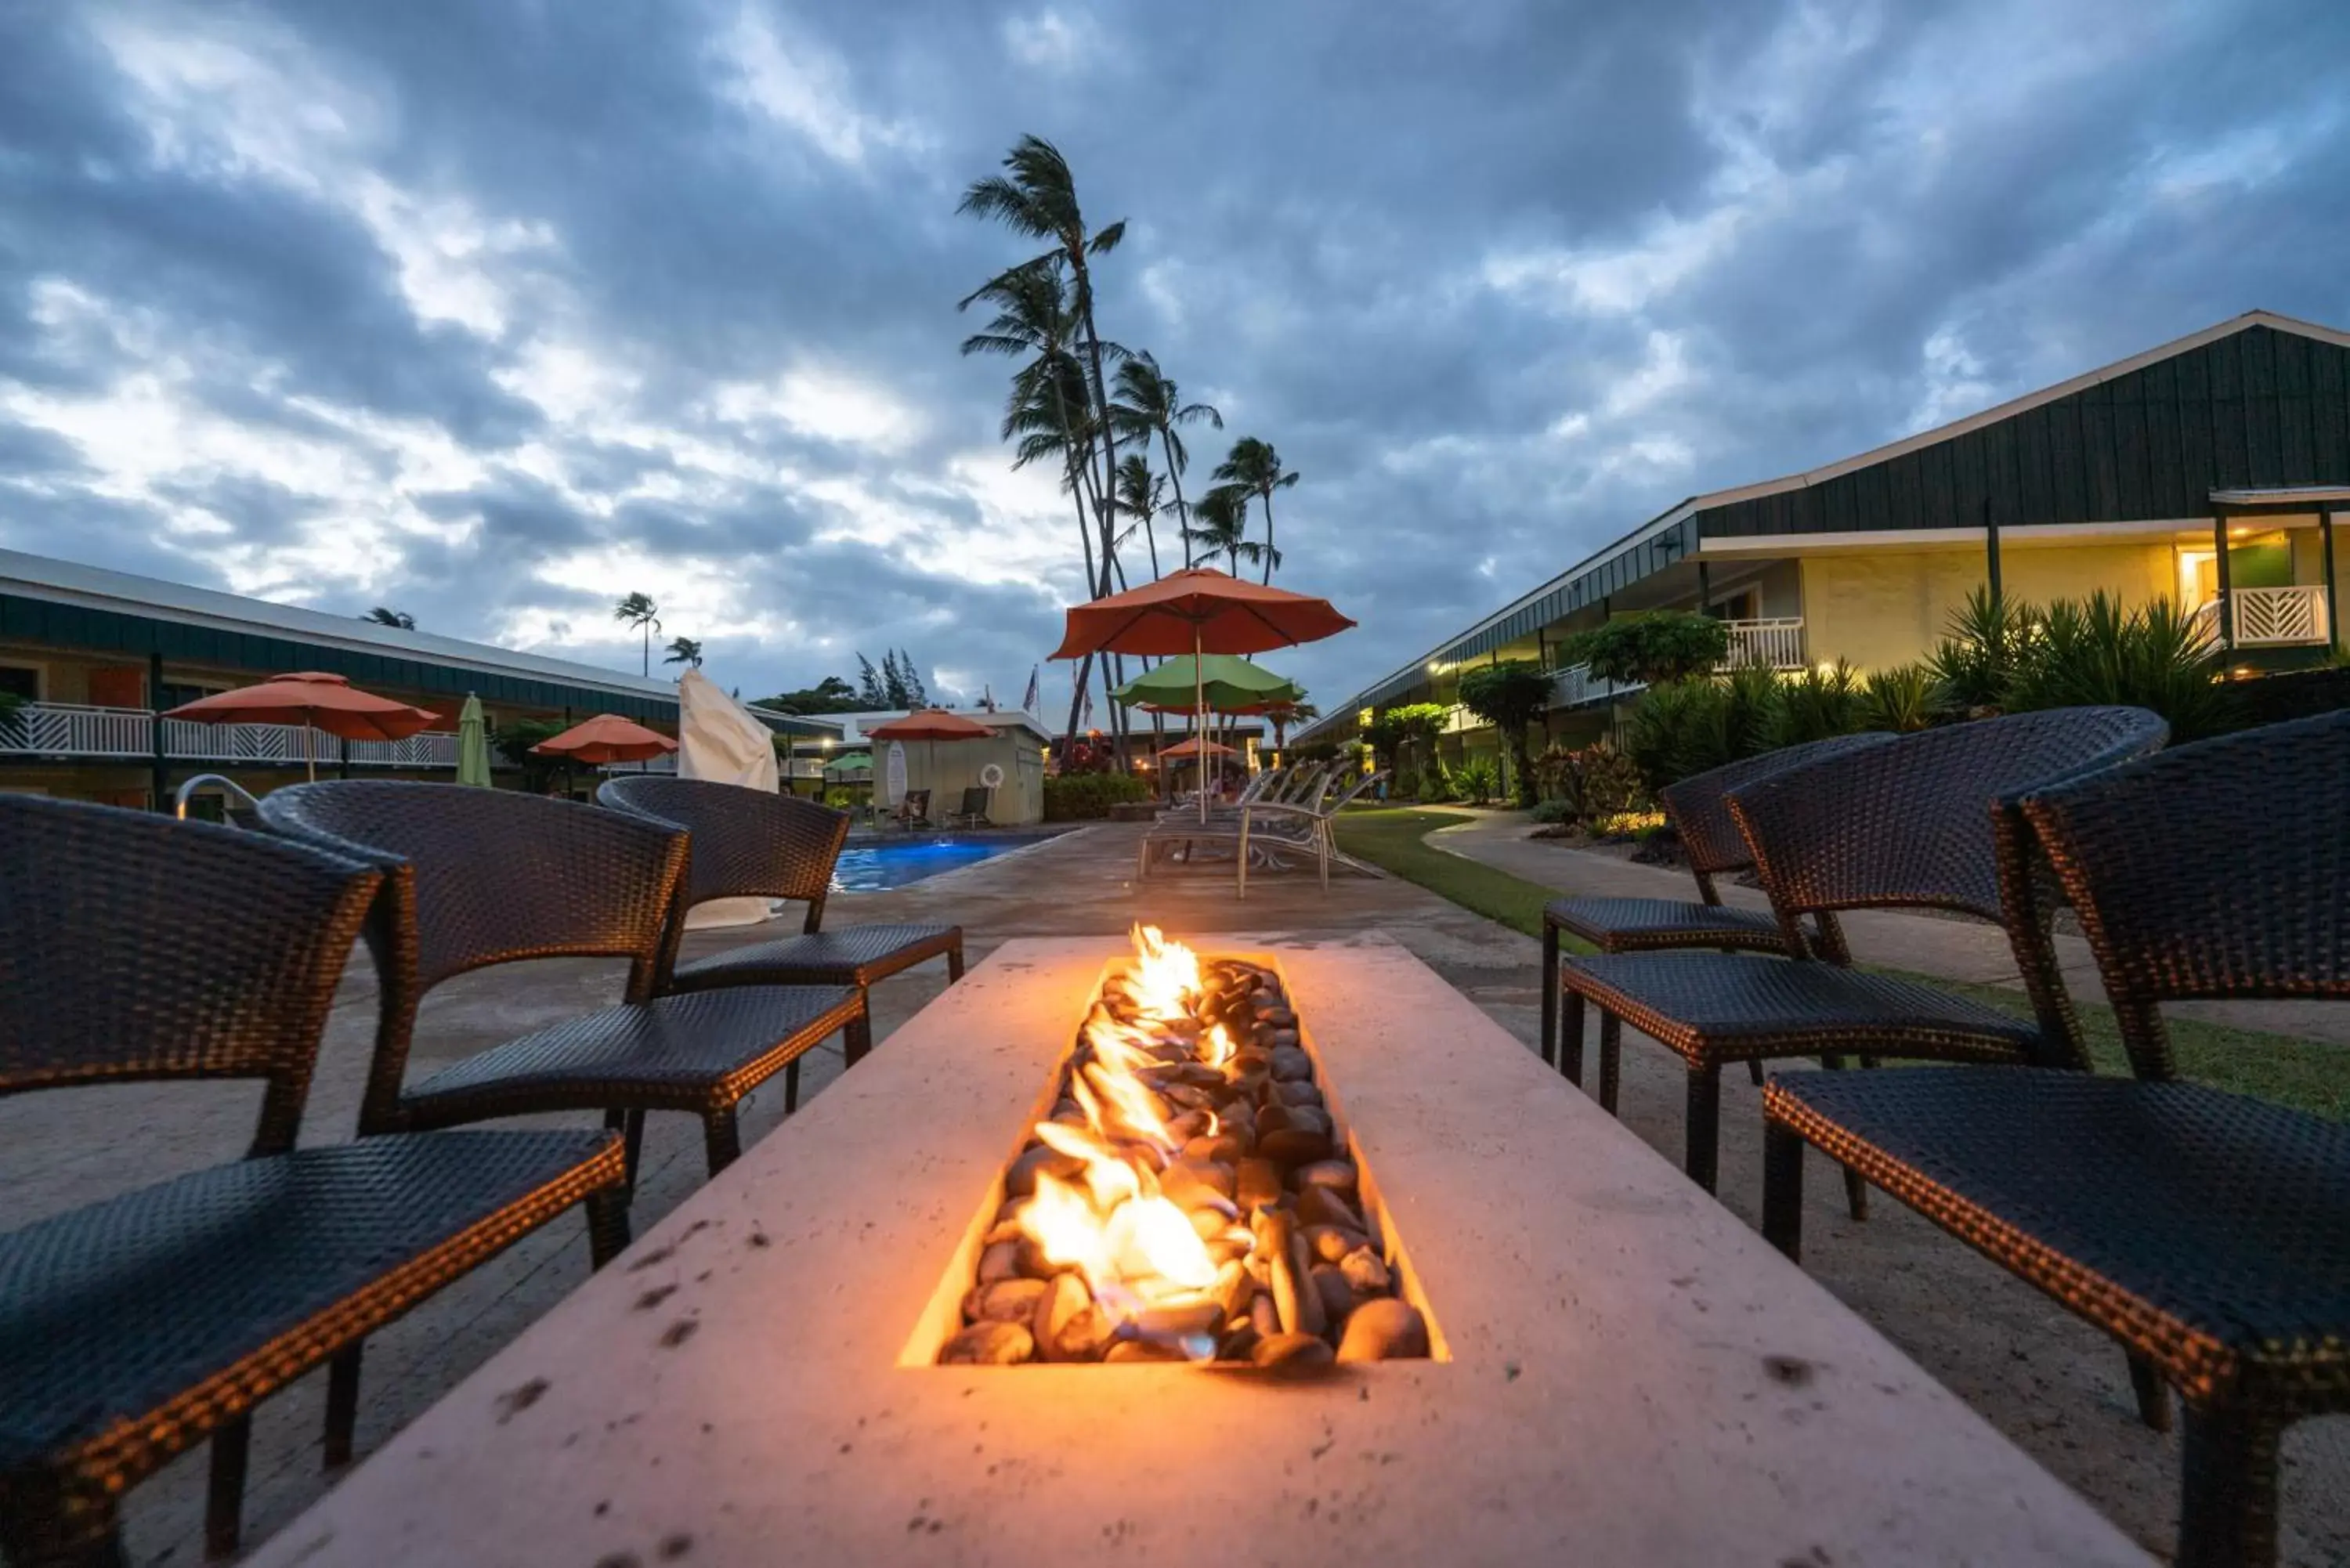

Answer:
[1539,733,1895,1080]
[1555,706,2167,1197]
[1762,710,2350,1568]
[891,788,932,829]
[1236,768,1389,897]
[1137,765,1328,877]
[945,785,993,828]
[0,797,629,1564]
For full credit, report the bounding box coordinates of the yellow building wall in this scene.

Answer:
[1798,541,2182,671]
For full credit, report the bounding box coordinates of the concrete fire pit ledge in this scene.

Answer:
[249,936,2149,1567]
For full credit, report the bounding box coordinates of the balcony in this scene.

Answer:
[2190,585,2333,648]
[1723,616,1806,669]
[0,703,461,769]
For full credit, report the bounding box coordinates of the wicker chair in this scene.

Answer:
[1761,710,2350,1568]
[257,782,866,1172]
[1540,732,1896,1082]
[1556,706,2168,1197]
[596,778,964,1071]
[0,797,628,1566]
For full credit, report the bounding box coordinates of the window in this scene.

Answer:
[0,665,39,701]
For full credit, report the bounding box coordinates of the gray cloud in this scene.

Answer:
[0,0,2345,714]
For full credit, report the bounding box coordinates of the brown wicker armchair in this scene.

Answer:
[1761,710,2350,1568]
[1555,706,2168,1198]
[596,776,964,1072]
[1541,732,1896,1082]
[0,797,627,1566]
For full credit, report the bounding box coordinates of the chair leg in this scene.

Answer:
[703,1107,743,1175]
[784,1056,801,1115]
[1747,1059,1765,1086]
[2128,1352,2173,1433]
[2177,1401,2280,1568]
[607,1107,646,1192]
[1684,1060,1722,1193]
[1818,1056,1869,1220]
[1762,1119,1805,1261]
[1597,1012,1622,1115]
[323,1342,363,1468]
[844,1006,874,1067]
[946,942,965,983]
[1559,988,1585,1086]
[1538,923,1559,1068]
[1236,815,1251,901]
[205,1413,251,1559]
[586,1188,631,1270]
[0,1486,125,1568]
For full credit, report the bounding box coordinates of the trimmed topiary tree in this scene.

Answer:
[1560,610,1730,687]
[1455,659,1554,807]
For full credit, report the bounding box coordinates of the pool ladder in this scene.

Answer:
[174,773,265,829]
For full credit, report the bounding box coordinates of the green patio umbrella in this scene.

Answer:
[1110,653,1303,715]
[455,693,493,787]
[823,751,874,780]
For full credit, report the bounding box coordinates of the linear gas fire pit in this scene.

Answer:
[248,936,2149,1568]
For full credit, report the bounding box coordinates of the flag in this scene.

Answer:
[1079,680,1095,732]
[1022,665,1039,714]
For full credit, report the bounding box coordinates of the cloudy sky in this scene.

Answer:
[2,1,2345,713]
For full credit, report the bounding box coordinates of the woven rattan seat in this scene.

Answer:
[1763,710,2350,1567]
[598,778,966,1066]
[1557,706,2167,1198]
[1540,734,1893,1080]
[404,985,863,1122]
[0,797,627,1566]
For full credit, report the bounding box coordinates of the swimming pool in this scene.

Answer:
[831,831,1067,892]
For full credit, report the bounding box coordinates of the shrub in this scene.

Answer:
[1622,666,1782,792]
[1772,659,1865,746]
[1861,663,1943,732]
[1390,766,1419,800]
[2004,591,2235,740]
[1452,756,1501,804]
[1927,587,2034,714]
[1558,610,1730,686]
[1043,771,1150,821]
[1534,740,1647,824]
[1529,798,1575,825]
[1454,660,1553,807]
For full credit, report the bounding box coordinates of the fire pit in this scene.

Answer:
[917,927,1436,1371]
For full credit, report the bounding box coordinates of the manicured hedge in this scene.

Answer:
[1043,772,1151,821]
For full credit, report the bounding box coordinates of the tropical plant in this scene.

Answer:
[363,606,415,630]
[613,592,661,676]
[2003,591,2234,740]
[1182,486,1260,576]
[1622,665,1783,793]
[754,676,862,714]
[1260,698,1316,753]
[1110,352,1221,566]
[1773,659,1866,746]
[1861,663,1942,732]
[1455,659,1555,807]
[1111,454,1167,579]
[1043,771,1151,821]
[1533,741,1647,825]
[663,635,703,670]
[1212,437,1299,584]
[1452,756,1501,804]
[492,716,571,793]
[1925,587,2034,715]
[1560,611,1730,687]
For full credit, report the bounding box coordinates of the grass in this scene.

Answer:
[1334,807,2350,1121]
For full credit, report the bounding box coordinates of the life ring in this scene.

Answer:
[978,762,1005,789]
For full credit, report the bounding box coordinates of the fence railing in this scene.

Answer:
[0,703,461,768]
[1549,665,1645,710]
[1723,616,1806,669]
[2192,585,2331,647]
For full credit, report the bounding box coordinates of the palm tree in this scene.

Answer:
[1111,354,1220,567]
[363,607,415,630]
[1263,699,1318,755]
[1112,454,1166,580]
[1213,438,1300,584]
[613,592,661,676]
[663,635,703,670]
[960,136,1126,750]
[1183,486,1264,577]
[965,266,1111,601]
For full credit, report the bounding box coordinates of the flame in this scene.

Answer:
[1011,926,1233,1352]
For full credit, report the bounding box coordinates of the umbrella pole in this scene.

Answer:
[305,721,316,784]
[1195,626,1208,823]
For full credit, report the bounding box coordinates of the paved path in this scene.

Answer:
[1430,807,2350,1046]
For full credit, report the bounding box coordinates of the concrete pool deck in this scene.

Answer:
[2,818,2342,1562]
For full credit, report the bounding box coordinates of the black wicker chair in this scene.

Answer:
[597,777,964,1076]
[1540,732,1896,1082]
[0,797,627,1566]
[1556,706,2168,1198]
[1761,710,2350,1568]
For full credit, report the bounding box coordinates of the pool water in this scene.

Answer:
[831,833,1059,892]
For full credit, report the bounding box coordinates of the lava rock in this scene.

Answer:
[1311,1266,1355,1326]
[1287,1225,1329,1338]
[1305,1224,1366,1264]
[1296,1185,1365,1234]
[1336,1299,1430,1363]
[1293,1160,1358,1197]
[1006,1142,1082,1198]
[941,1321,1034,1365]
[1104,1337,1192,1364]
[1259,1128,1334,1167]
[1268,1047,1314,1082]
[964,1278,1050,1324]
[1339,1246,1393,1295]
[1033,1274,1113,1363]
[1273,1080,1323,1107]
[1137,1300,1222,1339]
[1182,1133,1244,1166]
[977,1240,1022,1284]
[1257,1004,1298,1028]
[1235,1158,1284,1211]
[1251,1332,1337,1377]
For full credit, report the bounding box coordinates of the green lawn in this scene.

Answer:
[1334,807,2350,1120]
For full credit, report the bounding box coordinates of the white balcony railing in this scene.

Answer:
[2190,585,2331,647]
[0,703,461,768]
[1723,616,1806,669]
[1549,665,1645,710]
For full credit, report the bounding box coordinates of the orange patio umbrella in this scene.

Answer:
[163,670,439,782]
[530,713,678,768]
[1050,567,1356,821]
[1155,736,1237,757]
[866,709,993,811]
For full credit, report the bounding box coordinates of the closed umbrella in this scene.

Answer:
[164,670,439,782]
[455,694,493,787]
[1052,567,1356,821]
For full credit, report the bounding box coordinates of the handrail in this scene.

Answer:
[174,773,265,826]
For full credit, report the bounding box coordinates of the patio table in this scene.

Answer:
[248,937,2149,1567]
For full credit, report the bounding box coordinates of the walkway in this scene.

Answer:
[1430,807,2350,1047]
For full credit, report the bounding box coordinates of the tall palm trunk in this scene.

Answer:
[1259,492,1276,584]
[1160,431,1192,569]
